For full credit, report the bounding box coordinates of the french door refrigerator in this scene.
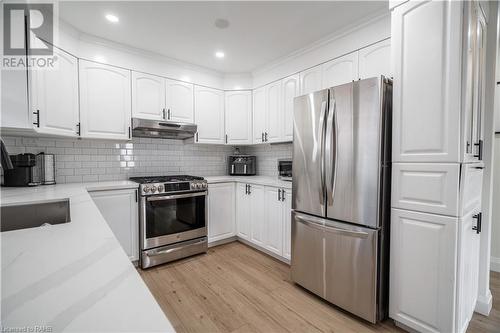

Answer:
[291,76,392,323]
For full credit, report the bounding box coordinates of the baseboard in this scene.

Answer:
[208,236,237,248]
[490,256,500,273]
[475,290,493,316]
[237,238,290,265]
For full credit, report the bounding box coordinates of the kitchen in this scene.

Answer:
[1,1,500,333]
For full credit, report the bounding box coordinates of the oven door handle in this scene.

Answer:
[146,191,207,201]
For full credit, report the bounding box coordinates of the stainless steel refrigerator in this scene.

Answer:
[291,76,392,323]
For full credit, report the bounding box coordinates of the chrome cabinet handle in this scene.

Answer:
[265,132,268,142]
[248,184,251,194]
[262,132,265,142]
[33,110,40,127]
[278,189,281,201]
[162,108,166,119]
[281,189,285,201]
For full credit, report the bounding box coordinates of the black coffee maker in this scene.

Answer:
[3,153,43,187]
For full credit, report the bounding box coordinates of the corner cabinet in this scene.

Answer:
[208,182,235,243]
[29,48,79,137]
[79,60,132,140]
[90,188,139,261]
[194,86,225,144]
[225,90,253,145]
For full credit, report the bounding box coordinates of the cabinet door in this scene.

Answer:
[236,183,251,240]
[225,91,252,145]
[194,86,225,144]
[131,71,165,120]
[282,74,299,142]
[266,80,282,143]
[252,87,266,143]
[282,189,292,260]
[90,189,139,261]
[321,52,359,89]
[389,208,458,333]
[79,60,131,140]
[457,208,481,333]
[264,187,283,256]
[249,184,265,247]
[391,1,461,162]
[358,39,392,79]
[166,79,194,123]
[30,48,79,137]
[299,66,322,95]
[208,183,235,243]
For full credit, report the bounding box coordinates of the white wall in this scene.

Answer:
[252,13,390,88]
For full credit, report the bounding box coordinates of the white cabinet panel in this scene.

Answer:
[252,87,266,143]
[390,209,457,333]
[321,52,359,89]
[359,39,392,79]
[194,86,225,144]
[30,48,79,137]
[300,66,322,95]
[282,189,292,260]
[90,189,139,261]
[391,163,460,216]
[459,163,484,216]
[236,183,251,240]
[79,60,131,140]
[166,79,194,123]
[208,183,235,243]
[131,71,165,121]
[264,187,283,256]
[225,91,252,145]
[250,184,265,247]
[457,207,481,333]
[282,74,299,142]
[392,1,461,162]
[266,80,282,143]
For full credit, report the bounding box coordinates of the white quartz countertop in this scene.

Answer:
[0,181,174,332]
[205,175,292,189]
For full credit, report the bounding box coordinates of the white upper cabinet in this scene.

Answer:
[282,74,299,142]
[79,60,131,140]
[166,79,194,123]
[253,87,266,143]
[30,48,79,137]
[300,65,322,95]
[131,72,166,121]
[321,52,359,89]
[194,86,225,144]
[225,90,253,145]
[359,39,392,79]
[391,0,461,162]
[266,80,282,143]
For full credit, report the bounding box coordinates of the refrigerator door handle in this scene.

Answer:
[319,100,327,203]
[323,223,369,239]
[325,97,337,205]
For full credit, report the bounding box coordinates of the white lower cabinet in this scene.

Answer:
[236,183,251,240]
[264,187,283,256]
[249,184,266,247]
[89,189,139,261]
[208,183,235,242]
[282,189,292,260]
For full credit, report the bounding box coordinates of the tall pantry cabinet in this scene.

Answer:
[389,1,488,333]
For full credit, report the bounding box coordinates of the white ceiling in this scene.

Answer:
[59,1,388,73]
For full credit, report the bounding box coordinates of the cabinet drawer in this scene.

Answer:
[459,163,483,217]
[392,163,459,216]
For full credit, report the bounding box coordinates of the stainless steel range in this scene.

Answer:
[130,175,208,269]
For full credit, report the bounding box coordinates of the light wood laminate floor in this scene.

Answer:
[139,242,500,333]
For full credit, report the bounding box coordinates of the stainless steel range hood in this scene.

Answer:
[131,118,197,140]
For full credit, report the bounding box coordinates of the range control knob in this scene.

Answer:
[150,185,157,193]
[157,185,164,193]
[191,183,196,189]
[202,183,207,189]
[196,183,202,189]
[143,186,150,193]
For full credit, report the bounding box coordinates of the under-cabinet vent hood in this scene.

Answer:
[131,118,197,140]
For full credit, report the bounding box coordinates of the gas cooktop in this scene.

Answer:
[130,175,207,195]
[130,175,204,184]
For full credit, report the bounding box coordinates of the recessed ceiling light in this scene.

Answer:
[215,18,230,29]
[215,51,225,59]
[105,14,119,23]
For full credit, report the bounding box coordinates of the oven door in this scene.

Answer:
[141,191,207,249]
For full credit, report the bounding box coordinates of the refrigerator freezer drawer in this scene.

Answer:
[323,219,379,323]
[291,211,381,323]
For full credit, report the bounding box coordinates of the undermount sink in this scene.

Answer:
[1,199,71,232]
